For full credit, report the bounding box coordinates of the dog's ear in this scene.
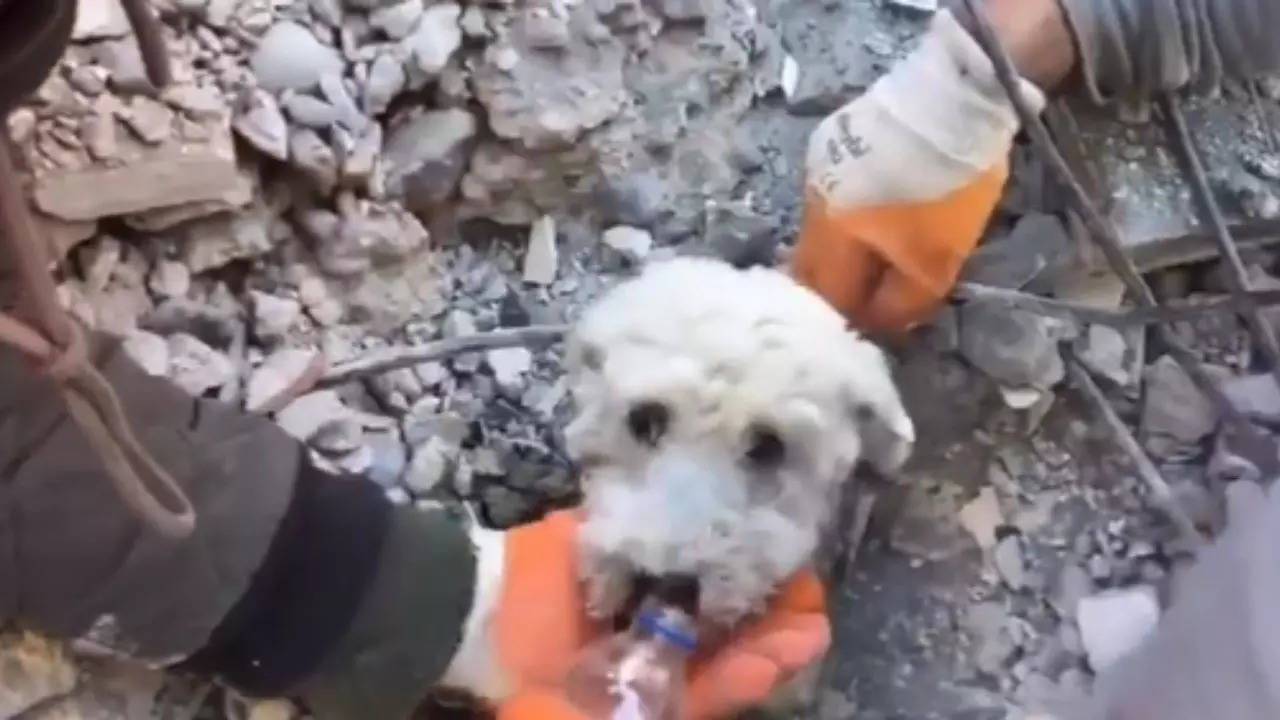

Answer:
[843,335,915,473]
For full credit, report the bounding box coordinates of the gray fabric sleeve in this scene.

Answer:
[1060,0,1280,104]
[1081,480,1280,719]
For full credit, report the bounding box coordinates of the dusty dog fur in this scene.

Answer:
[564,257,914,625]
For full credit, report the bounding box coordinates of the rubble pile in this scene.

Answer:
[3,0,1280,717]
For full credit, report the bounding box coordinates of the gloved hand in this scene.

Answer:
[490,511,831,720]
[791,10,1044,333]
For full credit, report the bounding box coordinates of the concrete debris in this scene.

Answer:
[602,225,653,263]
[523,215,558,285]
[289,127,340,193]
[993,534,1029,591]
[251,291,303,341]
[1140,355,1218,458]
[166,332,234,396]
[251,22,346,92]
[1076,586,1160,672]
[121,329,171,376]
[959,300,1065,392]
[0,632,77,718]
[403,3,462,78]
[370,0,425,39]
[233,89,290,161]
[181,209,275,274]
[961,213,1071,291]
[275,390,350,440]
[405,435,455,494]
[384,108,476,210]
[486,346,532,394]
[72,0,131,41]
[959,486,1003,551]
[282,92,341,128]
[1075,325,1130,386]
[365,52,407,115]
[148,259,192,299]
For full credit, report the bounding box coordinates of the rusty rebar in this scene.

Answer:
[1159,94,1280,390]
[119,0,172,88]
[959,0,1243,424]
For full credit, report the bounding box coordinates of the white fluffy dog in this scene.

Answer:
[565,257,915,626]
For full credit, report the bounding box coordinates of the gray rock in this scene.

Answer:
[384,108,476,210]
[246,348,322,412]
[365,430,408,487]
[166,332,234,396]
[310,417,365,456]
[597,170,667,227]
[120,96,173,145]
[459,4,489,38]
[656,0,708,21]
[370,0,424,39]
[1140,355,1218,457]
[1053,564,1094,619]
[993,534,1028,590]
[365,53,406,115]
[1221,372,1280,418]
[480,484,540,528]
[233,89,290,161]
[250,22,346,92]
[442,308,477,337]
[94,37,150,91]
[519,8,571,48]
[148,260,191,299]
[961,213,1071,291]
[486,346,532,394]
[1075,324,1130,386]
[68,65,107,96]
[402,406,469,448]
[80,112,118,161]
[289,127,339,193]
[276,390,349,440]
[251,291,302,340]
[405,435,455,494]
[1076,586,1160,672]
[523,215,558,284]
[602,225,652,263]
[959,300,1064,390]
[121,329,169,376]
[73,0,131,40]
[283,92,341,129]
[319,74,367,132]
[310,0,344,26]
[402,3,461,77]
[885,0,938,11]
[182,210,274,275]
[340,123,382,189]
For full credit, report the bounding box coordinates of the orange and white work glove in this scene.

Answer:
[792,9,1045,334]
[446,511,830,720]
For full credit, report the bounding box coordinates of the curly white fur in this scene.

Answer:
[565,257,914,625]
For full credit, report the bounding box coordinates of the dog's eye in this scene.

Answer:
[745,424,785,467]
[627,401,669,446]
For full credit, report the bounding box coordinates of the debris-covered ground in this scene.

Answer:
[4,0,1280,718]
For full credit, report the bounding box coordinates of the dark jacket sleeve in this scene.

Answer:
[1061,0,1280,104]
[0,333,298,661]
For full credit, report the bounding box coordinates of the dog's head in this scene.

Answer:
[565,257,913,625]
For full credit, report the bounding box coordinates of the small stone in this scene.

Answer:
[233,89,290,161]
[459,5,489,37]
[73,0,131,40]
[251,22,346,92]
[1076,324,1129,386]
[148,260,191,299]
[341,123,382,189]
[402,406,469,448]
[282,92,341,129]
[276,390,349,440]
[94,37,149,91]
[1221,372,1280,418]
[405,436,454,494]
[958,486,1003,551]
[1141,355,1218,457]
[519,8,570,48]
[365,53,406,115]
[247,348,323,412]
[121,329,170,376]
[656,0,707,21]
[310,0,343,26]
[162,84,225,120]
[1077,586,1160,672]
[602,225,653,263]
[319,74,367,132]
[166,332,234,396]
[67,65,107,96]
[1053,564,1094,619]
[443,308,477,337]
[120,96,173,144]
[1086,553,1112,582]
[251,291,302,340]
[993,534,1028,590]
[487,346,532,393]
[402,3,461,77]
[885,0,937,13]
[961,213,1071,290]
[182,211,274,275]
[365,430,408,487]
[959,300,1065,390]
[523,215,558,284]
[8,108,37,144]
[289,128,339,192]
[383,108,476,210]
[370,0,424,39]
[0,632,77,718]
[80,112,118,161]
[309,417,364,456]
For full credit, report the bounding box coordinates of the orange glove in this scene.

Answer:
[791,9,1045,334]
[493,511,830,720]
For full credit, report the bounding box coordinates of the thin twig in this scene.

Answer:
[959,0,1243,424]
[317,324,569,387]
[1160,94,1280,389]
[1067,357,1206,549]
[952,282,1280,327]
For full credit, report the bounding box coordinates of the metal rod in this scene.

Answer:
[317,324,569,387]
[1067,358,1206,548]
[1159,94,1280,390]
[118,0,172,88]
[959,0,1242,424]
